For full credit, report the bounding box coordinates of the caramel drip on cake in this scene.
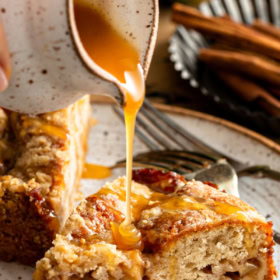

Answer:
[20,118,68,140]
[96,179,248,226]
[74,1,144,249]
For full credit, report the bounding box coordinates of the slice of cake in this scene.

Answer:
[34,169,277,280]
[0,95,91,265]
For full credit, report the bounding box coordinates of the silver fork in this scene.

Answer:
[114,149,239,196]
[113,99,280,244]
[114,99,280,185]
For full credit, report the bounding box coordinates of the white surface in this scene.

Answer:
[1,103,279,279]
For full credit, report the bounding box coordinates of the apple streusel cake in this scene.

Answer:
[34,169,277,280]
[0,95,91,264]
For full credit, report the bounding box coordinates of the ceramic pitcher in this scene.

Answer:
[0,0,158,114]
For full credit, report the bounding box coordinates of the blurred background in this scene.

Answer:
[146,0,280,143]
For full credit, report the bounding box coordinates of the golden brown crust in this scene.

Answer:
[0,96,91,264]
[64,196,124,242]
[265,221,278,280]
[35,170,277,279]
[0,176,57,264]
[137,180,266,253]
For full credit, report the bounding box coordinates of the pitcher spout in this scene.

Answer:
[0,0,158,114]
[68,0,159,107]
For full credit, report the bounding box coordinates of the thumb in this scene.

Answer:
[0,19,11,92]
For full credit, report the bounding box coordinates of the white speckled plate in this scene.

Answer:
[1,103,279,279]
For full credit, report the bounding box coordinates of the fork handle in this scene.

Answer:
[237,165,280,182]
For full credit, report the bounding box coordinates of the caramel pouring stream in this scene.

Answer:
[74,0,144,249]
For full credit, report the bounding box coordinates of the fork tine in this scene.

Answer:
[158,150,217,163]
[115,102,220,162]
[134,153,202,172]
[114,106,158,150]
[114,104,175,150]
[135,161,189,174]
[136,112,174,149]
[140,106,189,150]
[143,99,221,156]
[143,99,242,165]
[137,161,188,174]
[134,151,215,168]
[115,100,241,166]
[114,158,188,174]
[114,161,167,171]
[115,150,216,173]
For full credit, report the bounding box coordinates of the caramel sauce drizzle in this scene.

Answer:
[74,1,249,252]
[97,180,247,223]
[20,118,68,140]
[74,0,144,249]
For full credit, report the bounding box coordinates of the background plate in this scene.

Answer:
[169,0,280,136]
[1,103,279,279]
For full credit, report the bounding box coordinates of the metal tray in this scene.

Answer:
[169,0,280,136]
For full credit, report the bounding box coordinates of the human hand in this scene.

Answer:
[0,20,11,92]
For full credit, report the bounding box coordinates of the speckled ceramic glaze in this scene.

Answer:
[0,0,158,114]
[0,103,279,279]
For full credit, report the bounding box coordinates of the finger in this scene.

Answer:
[0,19,11,92]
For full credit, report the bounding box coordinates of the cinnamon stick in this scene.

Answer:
[172,3,280,61]
[258,99,280,117]
[199,48,280,87]
[252,19,280,41]
[216,71,280,116]
[266,87,280,99]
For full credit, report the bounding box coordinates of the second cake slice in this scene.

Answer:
[0,95,91,264]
